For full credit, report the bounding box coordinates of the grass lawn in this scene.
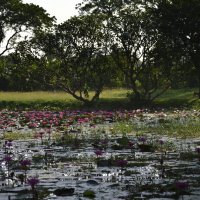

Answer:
[0,88,199,110]
[0,91,74,101]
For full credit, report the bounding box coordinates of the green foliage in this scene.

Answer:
[0,0,54,56]
[32,14,115,105]
[83,189,96,199]
[32,155,44,164]
[150,0,200,97]
[112,122,134,135]
[0,53,51,91]
[78,0,171,103]
[2,132,33,140]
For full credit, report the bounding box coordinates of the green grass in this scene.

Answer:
[0,91,75,101]
[0,88,199,110]
[0,89,129,101]
[112,118,200,138]
[112,122,200,138]
[0,91,79,110]
[100,88,130,99]
[111,122,135,135]
[154,88,200,108]
[137,121,200,138]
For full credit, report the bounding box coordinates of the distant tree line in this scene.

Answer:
[0,0,200,105]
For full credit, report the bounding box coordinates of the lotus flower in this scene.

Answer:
[20,159,31,167]
[27,177,39,190]
[94,149,104,157]
[4,155,12,163]
[117,159,128,168]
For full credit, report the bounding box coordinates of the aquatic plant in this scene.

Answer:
[27,176,39,189]
[20,159,31,168]
[138,136,146,144]
[196,147,200,154]
[158,139,164,145]
[196,147,200,161]
[116,159,128,168]
[3,155,13,186]
[175,181,189,200]
[94,149,104,157]
[20,159,31,182]
[4,155,13,163]
[83,189,95,198]
[27,176,40,198]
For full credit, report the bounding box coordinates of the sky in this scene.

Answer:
[22,0,83,23]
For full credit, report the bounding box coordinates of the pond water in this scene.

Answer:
[0,110,199,199]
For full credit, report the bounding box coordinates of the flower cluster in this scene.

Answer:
[0,110,145,132]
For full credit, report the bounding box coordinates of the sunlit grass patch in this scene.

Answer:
[100,88,130,99]
[0,91,74,102]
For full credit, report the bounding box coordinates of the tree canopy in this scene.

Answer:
[0,0,54,56]
[150,0,200,96]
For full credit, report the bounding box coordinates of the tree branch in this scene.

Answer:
[0,29,21,56]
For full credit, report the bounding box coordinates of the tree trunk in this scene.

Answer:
[191,55,200,99]
[198,68,200,99]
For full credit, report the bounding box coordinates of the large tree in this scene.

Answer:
[78,0,170,104]
[33,14,114,105]
[150,0,200,98]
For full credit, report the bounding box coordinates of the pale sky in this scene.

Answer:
[22,0,83,23]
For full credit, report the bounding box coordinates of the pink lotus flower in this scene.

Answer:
[117,159,128,168]
[20,159,31,167]
[4,155,12,163]
[138,136,146,143]
[94,149,104,157]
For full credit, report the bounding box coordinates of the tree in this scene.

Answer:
[0,0,54,56]
[150,0,200,98]
[79,0,170,104]
[33,14,114,105]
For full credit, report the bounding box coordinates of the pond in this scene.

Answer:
[0,109,199,199]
